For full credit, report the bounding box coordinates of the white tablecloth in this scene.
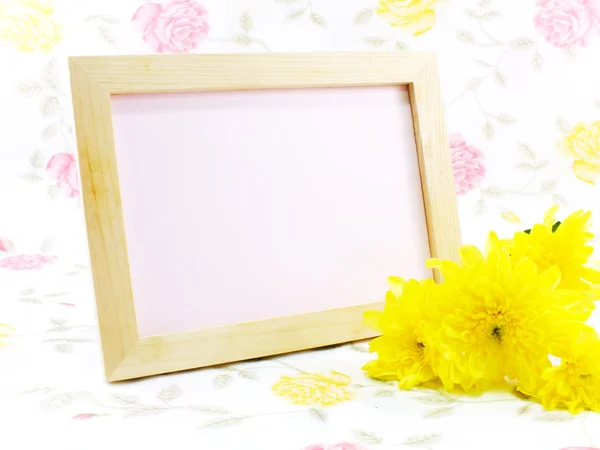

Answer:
[1,267,599,450]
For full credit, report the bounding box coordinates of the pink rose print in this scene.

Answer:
[46,153,80,198]
[449,133,486,195]
[304,444,367,450]
[132,0,210,53]
[0,254,57,270]
[0,237,13,252]
[534,0,600,48]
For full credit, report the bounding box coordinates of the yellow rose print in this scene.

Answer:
[0,0,61,52]
[557,121,600,184]
[272,371,354,406]
[377,0,438,36]
[0,323,15,346]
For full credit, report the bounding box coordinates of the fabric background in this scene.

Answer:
[1,0,599,449]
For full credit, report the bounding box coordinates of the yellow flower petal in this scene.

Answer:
[501,211,521,224]
[572,160,600,184]
[0,324,15,338]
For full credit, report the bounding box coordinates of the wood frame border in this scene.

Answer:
[69,52,461,382]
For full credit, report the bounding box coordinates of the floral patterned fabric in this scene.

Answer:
[1,0,600,449]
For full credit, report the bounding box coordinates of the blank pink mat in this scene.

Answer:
[110,86,432,337]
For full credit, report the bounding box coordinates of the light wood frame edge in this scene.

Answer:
[69,52,461,382]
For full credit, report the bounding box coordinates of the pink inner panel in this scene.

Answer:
[110,86,432,337]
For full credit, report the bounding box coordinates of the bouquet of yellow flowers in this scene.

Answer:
[363,207,600,414]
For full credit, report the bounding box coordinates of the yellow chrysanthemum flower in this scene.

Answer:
[490,207,600,297]
[0,323,15,346]
[522,332,600,414]
[0,0,60,52]
[272,371,353,406]
[377,0,438,36]
[363,277,442,389]
[427,244,594,393]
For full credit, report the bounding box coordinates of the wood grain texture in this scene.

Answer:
[69,52,461,381]
[70,52,429,94]
[110,302,382,381]
[69,59,139,379]
[409,57,462,282]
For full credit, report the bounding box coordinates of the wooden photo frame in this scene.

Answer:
[69,52,461,381]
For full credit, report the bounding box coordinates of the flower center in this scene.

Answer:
[530,250,555,271]
[415,340,425,355]
[490,325,503,343]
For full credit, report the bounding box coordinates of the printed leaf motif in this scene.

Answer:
[518,403,532,415]
[310,13,326,28]
[237,370,258,381]
[474,59,493,68]
[536,413,575,422]
[552,193,568,207]
[232,34,252,46]
[30,151,45,169]
[41,237,54,253]
[42,123,59,140]
[540,178,559,192]
[402,434,443,447]
[415,394,454,404]
[309,408,327,422]
[482,122,495,140]
[493,71,506,87]
[188,405,230,414]
[239,12,253,32]
[424,405,456,419]
[55,342,74,353]
[483,10,501,19]
[517,143,536,160]
[40,96,59,118]
[48,185,60,199]
[457,29,474,43]
[362,36,386,48]
[395,41,408,51]
[214,373,233,389]
[512,37,534,49]
[350,344,369,353]
[19,297,43,304]
[497,113,518,125]
[42,58,59,89]
[515,160,548,171]
[98,26,117,46]
[475,197,486,216]
[285,9,305,21]
[22,172,43,182]
[125,408,169,418]
[465,77,482,91]
[464,8,480,19]
[353,430,383,444]
[481,186,505,197]
[110,393,140,406]
[21,387,54,395]
[199,416,246,429]
[157,385,183,401]
[556,116,571,134]
[16,80,42,97]
[354,8,373,25]
[41,392,91,412]
[85,15,120,25]
[532,52,543,71]
[375,389,394,397]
